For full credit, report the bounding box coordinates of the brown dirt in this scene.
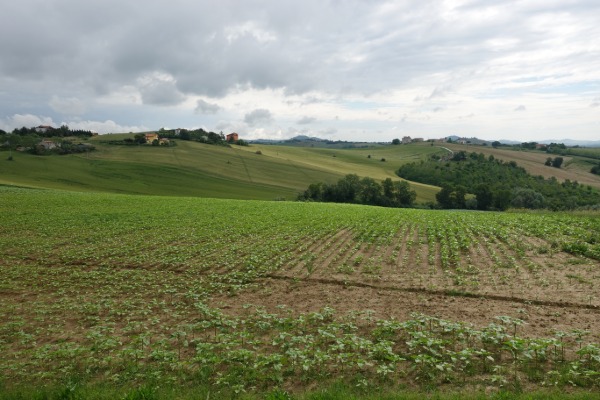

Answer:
[210,276,600,341]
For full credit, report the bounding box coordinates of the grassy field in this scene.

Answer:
[3,136,599,204]
[0,138,445,202]
[1,186,600,397]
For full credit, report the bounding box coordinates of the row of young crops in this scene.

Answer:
[275,210,600,306]
[1,186,599,394]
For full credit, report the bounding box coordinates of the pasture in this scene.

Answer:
[1,186,600,397]
[0,139,443,202]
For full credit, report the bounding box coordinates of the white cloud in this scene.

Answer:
[244,109,273,127]
[195,99,221,114]
[0,114,146,134]
[66,120,147,134]
[514,105,526,112]
[0,114,54,131]
[49,96,86,115]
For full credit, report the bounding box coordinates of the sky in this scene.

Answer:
[1,0,599,142]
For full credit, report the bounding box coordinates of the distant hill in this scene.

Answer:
[251,135,378,149]
[0,137,443,202]
[496,138,600,147]
[538,139,600,147]
[3,130,598,204]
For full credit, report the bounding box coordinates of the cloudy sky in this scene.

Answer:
[1,0,599,142]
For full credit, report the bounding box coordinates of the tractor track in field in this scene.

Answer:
[262,274,600,311]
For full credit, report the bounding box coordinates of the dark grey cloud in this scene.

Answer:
[138,75,186,106]
[1,1,599,141]
[3,0,599,100]
[195,100,222,114]
[244,108,273,126]
[297,116,316,125]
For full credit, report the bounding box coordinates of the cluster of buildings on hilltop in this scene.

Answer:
[143,133,170,145]
[400,136,425,144]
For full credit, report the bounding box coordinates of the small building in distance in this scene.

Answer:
[226,132,239,143]
[401,136,412,144]
[145,133,159,143]
[35,125,54,134]
[38,140,58,150]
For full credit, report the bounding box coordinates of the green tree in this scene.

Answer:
[357,177,382,205]
[552,157,563,168]
[493,189,512,211]
[436,185,454,209]
[393,180,416,206]
[474,184,493,210]
[511,188,545,209]
[382,178,394,199]
[134,134,146,144]
[392,138,400,145]
[451,185,467,209]
[335,174,360,203]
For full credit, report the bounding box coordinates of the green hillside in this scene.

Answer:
[444,143,600,190]
[0,137,443,202]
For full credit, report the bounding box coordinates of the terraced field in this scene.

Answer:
[1,186,600,395]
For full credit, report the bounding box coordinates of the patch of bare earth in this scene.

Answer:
[210,277,600,342]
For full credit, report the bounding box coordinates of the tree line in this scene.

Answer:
[1,126,95,156]
[297,174,417,208]
[397,151,599,211]
[7,125,94,138]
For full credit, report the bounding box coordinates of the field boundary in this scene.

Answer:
[264,274,600,311]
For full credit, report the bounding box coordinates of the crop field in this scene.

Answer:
[1,186,600,396]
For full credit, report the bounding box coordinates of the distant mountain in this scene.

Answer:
[288,135,328,142]
[250,135,325,144]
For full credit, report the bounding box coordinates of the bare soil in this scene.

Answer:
[211,276,600,342]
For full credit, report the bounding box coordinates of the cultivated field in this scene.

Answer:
[1,187,600,396]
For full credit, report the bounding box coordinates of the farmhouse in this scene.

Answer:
[145,133,159,143]
[226,132,239,142]
[35,125,54,133]
[402,136,412,144]
[38,140,58,150]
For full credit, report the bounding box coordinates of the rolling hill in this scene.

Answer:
[2,135,600,204]
[443,142,600,190]
[0,136,443,202]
